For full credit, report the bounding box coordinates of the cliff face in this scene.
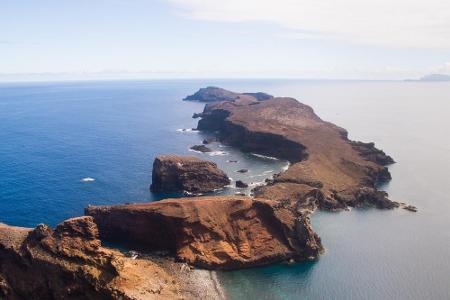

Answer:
[86,196,323,270]
[0,217,187,299]
[150,155,230,193]
[195,91,398,210]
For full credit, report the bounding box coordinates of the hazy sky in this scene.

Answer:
[1,0,450,81]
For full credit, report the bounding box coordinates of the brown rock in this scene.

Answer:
[150,155,230,193]
[195,88,400,211]
[85,196,323,270]
[0,217,186,299]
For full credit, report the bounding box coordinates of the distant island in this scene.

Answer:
[406,74,450,82]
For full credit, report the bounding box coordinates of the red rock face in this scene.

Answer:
[86,196,323,270]
[150,155,230,193]
[0,217,188,299]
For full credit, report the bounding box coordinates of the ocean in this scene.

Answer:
[1,80,449,299]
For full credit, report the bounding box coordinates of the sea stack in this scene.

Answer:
[150,155,230,193]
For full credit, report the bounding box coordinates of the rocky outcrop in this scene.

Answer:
[0,217,189,299]
[350,141,394,165]
[235,180,248,188]
[190,145,212,152]
[184,87,273,102]
[85,196,323,270]
[194,88,400,211]
[150,155,230,193]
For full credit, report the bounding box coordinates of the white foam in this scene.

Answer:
[249,181,266,187]
[250,153,279,160]
[80,177,95,182]
[208,151,228,156]
[281,162,291,171]
[263,170,274,174]
[188,149,203,154]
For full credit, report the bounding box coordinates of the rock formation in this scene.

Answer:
[195,88,399,211]
[184,86,273,103]
[235,180,248,188]
[85,196,323,270]
[0,217,191,299]
[150,155,230,193]
[190,145,212,153]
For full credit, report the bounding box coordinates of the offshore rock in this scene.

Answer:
[150,155,230,193]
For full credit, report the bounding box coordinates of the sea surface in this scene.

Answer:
[1,80,449,299]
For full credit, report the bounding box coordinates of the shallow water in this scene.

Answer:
[1,80,449,299]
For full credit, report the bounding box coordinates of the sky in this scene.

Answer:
[1,0,450,81]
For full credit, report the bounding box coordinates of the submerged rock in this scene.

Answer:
[150,155,230,193]
[403,205,418,212]
[85,196,323,270]
[236,169,248,173]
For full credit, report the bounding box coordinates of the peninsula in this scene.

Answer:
[0,87,415,299]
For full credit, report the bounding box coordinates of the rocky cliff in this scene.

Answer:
[0,217,193,299]
[86,196,323,270]
[150,155,230,194]
[194,88,400,211]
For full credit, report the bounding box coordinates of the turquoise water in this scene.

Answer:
[1,80,449,299]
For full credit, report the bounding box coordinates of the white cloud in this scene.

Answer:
[167,0,450,48]
[429,62,450,74]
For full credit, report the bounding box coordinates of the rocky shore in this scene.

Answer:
[0,86,415,299]
[0,217,224,299]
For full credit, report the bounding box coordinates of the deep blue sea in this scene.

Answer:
[1,80,449,299]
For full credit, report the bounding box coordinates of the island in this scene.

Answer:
[0,87,415,299]
[405,74,450,81]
